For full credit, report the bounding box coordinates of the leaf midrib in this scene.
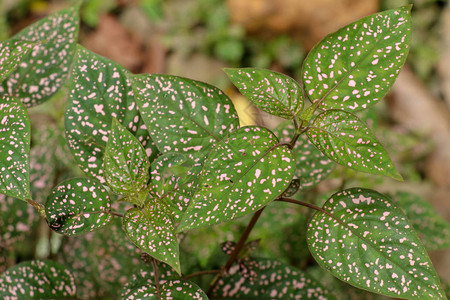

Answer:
[314,26,388,107]
[313,203,438,297]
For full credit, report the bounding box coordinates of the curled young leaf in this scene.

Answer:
[302,6,411,112]
[0,5,80,107]
[178,126,295,232]
[307,110,401,180]
[224,67,303,119]
[0,260,76,299]
[45,178,112,236]
[0,96,31,200]
[307,188,445,299]
[103,119,150,205]
[148,152,197,218]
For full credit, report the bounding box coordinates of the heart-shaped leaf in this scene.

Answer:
[394,191,450,251]
[0,5,80,107]
[104,119,150,205]
[129,73,239,160]
[178,126,295,232]
[275,122,334,191]
[65,46,157,182]
[212,258,333,299]
[302,6,411,112]
[307,109,401,180]
[123,201,180,274]
[0,95,31,200]
[45,177,112,236]
[307,188,445,299]
[224,68,303,119]
[0,260,76,299]
[0,39,35,83]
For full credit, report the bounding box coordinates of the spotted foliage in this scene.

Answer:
[129,73,239,159]
[58,215,144,299]
[0,96,31,200]
[0,39,35,83]
[307,110,401,180]
[302,6,411,112]
[0,5,79,107]
[212,258,332,299]
[224,68,303,119]
[65,46,157,183]
[0,260,77,299]
[121,278,207,300]
[275,122,334,191]
[220,240,261,282]
[394,191,450,251]
[120,264,177,298]
[307,188,445,299]
[0,194,38,249]
[45,178,112,236]
[123,201,180,274]
[178,126,295,232]
[0,130,57,247]
[149,152,196,219]
[104,119,150,205]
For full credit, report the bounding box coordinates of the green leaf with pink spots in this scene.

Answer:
[103,119,150,205]
[0,5,80,107]
[122,276,207,299]
[129,73,239,160]
[0,260,77,299]
[0,39,35,83]
[224,68,303,119]
[306,110,402,180]
[302,6,411,112]
[65,46,157,183]
[178,126,295,232]
[0,96,31,201]
[394,191,450,251]
[149,152,196,220]
[123,200,180,274]
[307,188,445,299]
[212,258,333,299]
[45,178,112,236]
[275,122,334,191]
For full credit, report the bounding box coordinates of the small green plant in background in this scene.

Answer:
[1,3,449,299]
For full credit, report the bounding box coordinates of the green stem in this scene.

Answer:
[206,207,265,297]
[26,198,46,218]
[289,117,303,148]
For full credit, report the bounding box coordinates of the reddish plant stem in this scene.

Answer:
[109,210,124,218]
[276,197,323,212]
[183,269,220,280]
[206,207,265,297]
[151,258,162,299]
